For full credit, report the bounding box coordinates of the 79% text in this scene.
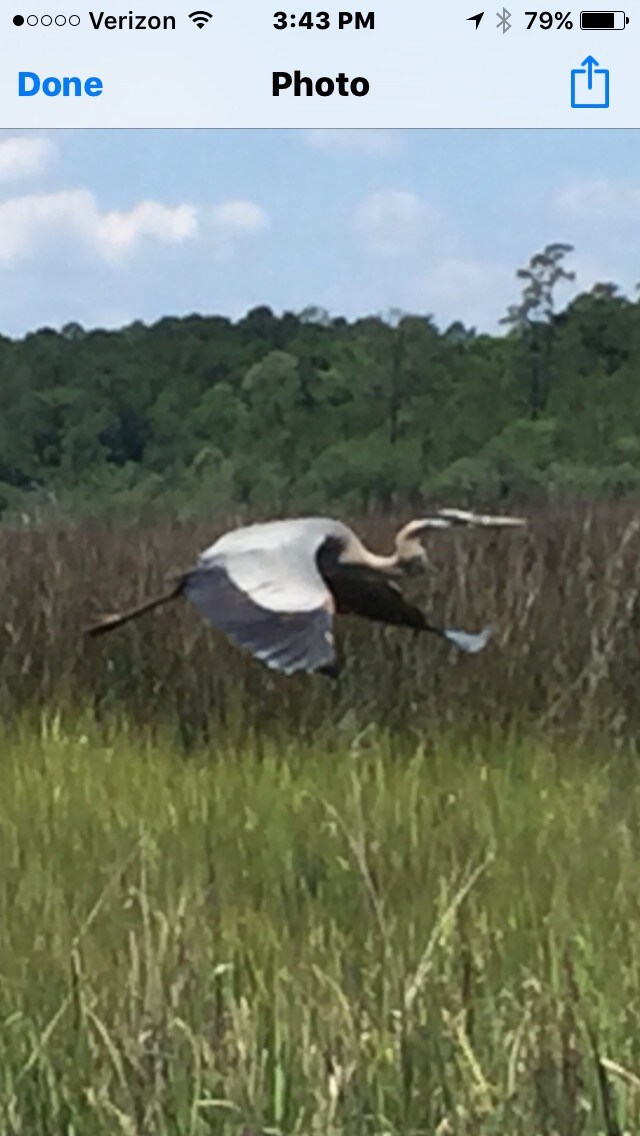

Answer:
[526,10,573,28]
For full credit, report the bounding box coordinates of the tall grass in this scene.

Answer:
[2,503,640,1132]
[1,502,640,744]
[2,726,640,1134]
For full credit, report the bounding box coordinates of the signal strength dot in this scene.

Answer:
[189,9,212,27]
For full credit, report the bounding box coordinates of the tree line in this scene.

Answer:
[2,243,639,518]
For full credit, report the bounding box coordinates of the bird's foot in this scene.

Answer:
[444,624,495,654]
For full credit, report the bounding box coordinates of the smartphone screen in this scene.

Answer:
[1,7,637,1134]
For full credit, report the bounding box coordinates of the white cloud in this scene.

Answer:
[304,130,401,156]
[96,199,197,257]
[208,200,268,260]
[556,178,640,221]
[0,136,53,182]
[210,200,267,236]
[353,190,439,257]
[0,190,269,267]
[0,189,197,265]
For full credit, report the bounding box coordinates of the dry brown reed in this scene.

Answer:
[1,501,640,747]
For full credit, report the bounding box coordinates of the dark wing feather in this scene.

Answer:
[181,564,338,676]
[325,565,493,654]
[327,565,427,628]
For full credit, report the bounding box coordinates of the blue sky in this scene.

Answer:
[0,128,637,338]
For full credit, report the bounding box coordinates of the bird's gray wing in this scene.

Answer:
[181,536,338,676]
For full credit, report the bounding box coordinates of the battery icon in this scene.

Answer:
[580,11,629,28]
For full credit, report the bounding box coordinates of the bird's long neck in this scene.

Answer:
[355,543,402,576]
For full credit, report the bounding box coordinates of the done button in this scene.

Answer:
[18,71,103,96]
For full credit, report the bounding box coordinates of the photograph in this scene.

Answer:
[1,126,640,1133]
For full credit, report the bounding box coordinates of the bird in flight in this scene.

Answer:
[85,510,526,677]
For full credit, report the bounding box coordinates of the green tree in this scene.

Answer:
[501,242,575,419]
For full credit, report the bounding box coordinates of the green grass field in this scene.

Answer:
[3,506,640,1131]
[2,724,640,1134]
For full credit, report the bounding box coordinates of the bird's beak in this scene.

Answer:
[437,508,527,528]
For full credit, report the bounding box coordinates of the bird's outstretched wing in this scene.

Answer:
[325,565,493,654]
[182,523,340,676]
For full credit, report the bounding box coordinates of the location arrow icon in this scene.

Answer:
[467,11,484,27]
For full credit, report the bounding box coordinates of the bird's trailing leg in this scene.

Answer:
[84,579,184,637]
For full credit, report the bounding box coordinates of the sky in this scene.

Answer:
[0,128,637,338]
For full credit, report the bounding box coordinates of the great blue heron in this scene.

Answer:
[85,510,525,677]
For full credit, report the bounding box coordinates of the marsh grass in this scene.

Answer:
[2,502,640,746]
[1,726,640,1134]
[3,504,640,1131]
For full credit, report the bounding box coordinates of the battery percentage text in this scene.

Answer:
[526,10,573,27]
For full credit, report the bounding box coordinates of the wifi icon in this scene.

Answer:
[189,9,213,27]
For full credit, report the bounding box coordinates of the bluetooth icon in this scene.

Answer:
[496,7,512,33]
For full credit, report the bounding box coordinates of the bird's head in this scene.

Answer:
[391,509,527,577]
[394,518,448,575]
